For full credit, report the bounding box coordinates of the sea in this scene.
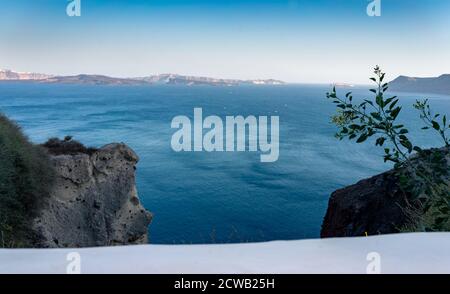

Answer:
[0,82,449,244]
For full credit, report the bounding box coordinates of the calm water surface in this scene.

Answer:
[1,82,449,243]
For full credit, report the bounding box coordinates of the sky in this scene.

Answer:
[0,0,449,84]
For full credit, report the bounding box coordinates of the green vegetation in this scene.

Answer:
[0,114,54,247]
[327,66,450,232]
[43,136,97,156]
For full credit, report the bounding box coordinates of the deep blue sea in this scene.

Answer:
[1,82,449,244]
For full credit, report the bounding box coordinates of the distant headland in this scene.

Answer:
[389,74,450,95]
[0,69,284,86]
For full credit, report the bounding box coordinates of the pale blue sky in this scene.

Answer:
[0,0,449,83]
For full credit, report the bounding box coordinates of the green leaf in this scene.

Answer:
[389,99,399,110]
[375,137,386,146]
[432,121,440,131]
[391,107,401,120]
[356,134,368,143]
[376,94,384,108]
[370,112,382,121]
[400,139,413,153]
[385,97,395,105]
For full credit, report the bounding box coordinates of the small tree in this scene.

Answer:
[327,66,449,231]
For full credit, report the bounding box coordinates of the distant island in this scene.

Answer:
[331,83,355,88]
[0,69,284,86]
[389,74,450,95]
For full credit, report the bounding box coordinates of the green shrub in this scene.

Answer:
[0,114,54,247]
[42,137,97,156]
[327,66,450,232]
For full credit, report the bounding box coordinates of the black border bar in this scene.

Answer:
[0,274,449,291]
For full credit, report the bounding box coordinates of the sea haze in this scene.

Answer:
[0,83,449,244]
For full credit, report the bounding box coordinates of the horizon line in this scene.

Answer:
[1,68,448,86]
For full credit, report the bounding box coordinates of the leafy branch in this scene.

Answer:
[327,66,415,166]
[414,99,450,147]
[327,66,450,232]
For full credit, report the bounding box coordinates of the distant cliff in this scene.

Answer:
[0,69,284,86]
[0,69,51,80]
[136,74,284,86]
[45,74,148,86]
[32,142,152,248]
[389,74,450,95]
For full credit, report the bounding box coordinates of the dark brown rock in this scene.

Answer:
[321,170,410,238]
[321,147,450,238]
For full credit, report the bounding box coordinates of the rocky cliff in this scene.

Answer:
[31,143,152,248]
[321,170,409,237]
[321,147,450,238]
